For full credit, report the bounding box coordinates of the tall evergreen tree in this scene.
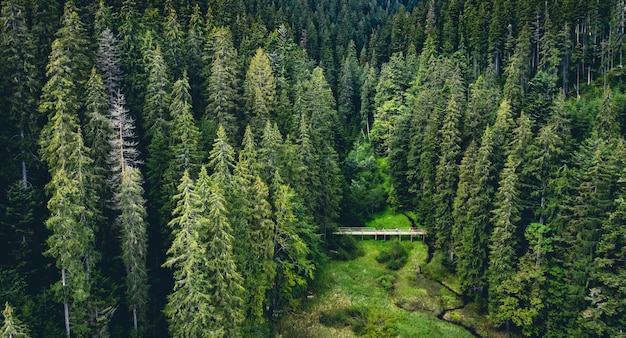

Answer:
[434,96,462,259]
[163,171,215,337]
[244,48,277,133]
[1,0,40,186]
[97,28,123,105]
[117,166,148,333]
[39,36,99,338]
[204,27,240,141]
[201,175,244,336]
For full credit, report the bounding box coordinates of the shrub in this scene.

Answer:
[376,273,396,292]
[376,241,409,270]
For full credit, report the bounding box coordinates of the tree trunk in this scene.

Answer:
[133,308,138,331]
[62,268,71,338]
[20,128,27,187]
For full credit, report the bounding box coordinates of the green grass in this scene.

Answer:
[365,208,419,229]
[276,241,474,338]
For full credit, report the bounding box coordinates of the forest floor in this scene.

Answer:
[276,240,513,337]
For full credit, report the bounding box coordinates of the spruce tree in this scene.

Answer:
[434,96,462,259]
[244,48,277,133]
[163,171,215,337]
[1,0,40,186]
[2,302,30,338]
[202,176,244,336]
[204,27,239,141]
[271,183,317,311]
[39,36,98,338]
[117,166,148,332]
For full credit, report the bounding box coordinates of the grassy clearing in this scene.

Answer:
[365,208,419,229]
[276,241,474,338]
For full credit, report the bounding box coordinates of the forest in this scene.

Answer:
[0,0,625,337]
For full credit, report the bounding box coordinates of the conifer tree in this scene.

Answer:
[240,176,276,330]
[55,1,90,91]
[259,120,285,186]
[434,96,462,259]
[2,302,30,338]
[204,27,240,141]
[209,125,235,187]
[272,183,317,311]
[117,166,148,332]
[163,171,215,337]
[84,68,111,184]
[107,92,139,187]
[162,8,184,79]
[244,48,277,133]
[371,53,407,155]
[39,36,99,338]
[202,176,244,336]
[305,67,343,237]
[167,71,203,177]
[1,0,40,186]
[337,40,362,149]
[582,178,626,336]
[456,126,495,302]
[97,28,122,104]
[142,44,171,135]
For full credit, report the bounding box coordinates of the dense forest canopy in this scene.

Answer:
[1,0,626,336]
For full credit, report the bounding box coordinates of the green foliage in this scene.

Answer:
[2,302,30,338]
[376,241,409,270]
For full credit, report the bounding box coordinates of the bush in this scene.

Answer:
[320,306,397,337]
[376,273,396,292]
[329,235,364,261]
[376,241,409,270]
[352,309,397,337]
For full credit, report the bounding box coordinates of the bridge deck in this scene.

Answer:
[333,227,426,240]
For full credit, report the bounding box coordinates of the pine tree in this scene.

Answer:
[371,53,407,155]
[107,92,139,188]
[434,96,462,260]
[337,40,362,150]
[456,126,495,302]
[582,180,626,336]
[209,125,235,188]
[202,176,244,336]
[162,8,184,79]
[142,44,171,135]
[244,48,277,133]
[117,166,148,332]
[97,28,123,104]
[167,71,203,177]
[56,0,90,92]
[242,176,276,329]
[163,171,215,337]
[1,0,40,186]
[84,68,111,185]
[2,302,30,338]
[305,67,343,237]
[39,36,99,338]
[204,27,240,141]
[271,183,317,312]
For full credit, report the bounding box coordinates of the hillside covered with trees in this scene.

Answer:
[1,0,625,336]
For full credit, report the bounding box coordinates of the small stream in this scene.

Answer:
[430,277,482,338]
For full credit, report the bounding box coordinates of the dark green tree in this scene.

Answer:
[117,166,148,333]
[163,170,215,337]
[204,27,240,141]
[0,0,40,186]
[244,48,277,133]
[434,96,462,260]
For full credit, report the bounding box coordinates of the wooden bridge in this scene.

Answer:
[333,227,426,241]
